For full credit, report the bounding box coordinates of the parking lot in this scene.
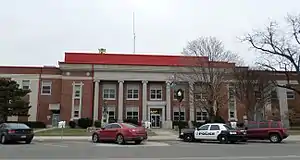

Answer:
[1,140,300,159]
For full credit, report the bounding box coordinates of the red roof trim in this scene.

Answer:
[63,52,235,67]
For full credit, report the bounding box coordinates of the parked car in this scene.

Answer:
[0,123,34,144]
[92,122,147,145]
[179,123,247,144]
[245,121,289,143]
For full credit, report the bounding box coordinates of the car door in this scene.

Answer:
[208,125,221,140]
[194,124,210,140]
[246,123,259,139]
[257,122,270,139]
[99,124,112,140]
[106,124,121,140]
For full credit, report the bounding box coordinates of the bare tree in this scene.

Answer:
[233,67,275,121]
[173,37,243,121]
[242,14,300,94]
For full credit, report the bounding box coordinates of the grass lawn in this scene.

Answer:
[35,128,157,136]
[34,128,90,136]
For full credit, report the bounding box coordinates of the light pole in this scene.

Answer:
[102,100,108,126]
[176,89,184,136]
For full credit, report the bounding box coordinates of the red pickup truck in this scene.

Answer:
[245,121,289,143]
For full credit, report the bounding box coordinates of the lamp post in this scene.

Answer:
[176,89,184,135]
[102,100,108,126]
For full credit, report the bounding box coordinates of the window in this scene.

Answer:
[7,123,30,129]
[103,88,116,99]
[287,91,295,100]
[104,124,112,129]
[209,125,220,130]
[73,105,80,118]
[126,108,139,120]
[22,80,30,90]
[258,122,269,128]
[196,111,208,121]
[270,122,279,128]
[194,93,208,100]
[229,111,235,118]
[74,85,81,98]
[198,125,209,130]
[41,81,52,95]
[127,87,139,100]
[150,88,162,100]
[247,123,258,129]
[110,124,121,128]
[122,123,137,128]
[173,111,185,121]
[108,111,115,121]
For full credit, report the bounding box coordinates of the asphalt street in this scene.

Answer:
[1,140,300,159]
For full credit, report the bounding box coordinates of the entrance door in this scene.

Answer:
[151,114,161,128]
[52,114,60,127]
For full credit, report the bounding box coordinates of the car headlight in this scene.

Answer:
[180,132,184,135]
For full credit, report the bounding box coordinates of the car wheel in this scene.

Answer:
[183,134,193,142]
[116,134,125,145]
[269,134,282,143]
[0,135,7,144]
[219,135,228,144]
[92,134,100,143]
[135,140,142,144]
[25,139,32,144]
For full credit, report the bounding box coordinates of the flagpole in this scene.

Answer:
[133,12,136,54]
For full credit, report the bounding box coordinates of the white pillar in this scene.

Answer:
[118,80,124,122]
[189,82,194,124]
[164,81,172,129]
[93,80,100,121]
[277,86,290,128]
[142,80,148,121]
[166,81,171,121]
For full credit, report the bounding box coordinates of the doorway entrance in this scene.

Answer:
[151,114,161,128]
[150,108,162,128]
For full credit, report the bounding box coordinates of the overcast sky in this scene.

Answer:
[1,0,299,66]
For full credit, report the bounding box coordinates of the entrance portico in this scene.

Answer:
[147,101,166,128]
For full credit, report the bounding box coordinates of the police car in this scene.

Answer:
[179,123,247,144]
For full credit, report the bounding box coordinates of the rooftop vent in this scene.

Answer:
[98,48,106,54]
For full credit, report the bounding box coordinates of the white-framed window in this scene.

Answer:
[74,85,81,98]
[103,107,116,122]
[73,105,80,118]
[150,86,162,100]
[229,111,235,118]
[173,111,185,121]
[287,91,295,100]
[127,85,139,100]
[126,107,139,120]
[196,111,209,121]
[194,93,208,100]
[22,80,30,90]
[103,88,116,100]
[41,81,52,95]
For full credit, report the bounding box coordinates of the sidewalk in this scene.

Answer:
[33,135,180,142]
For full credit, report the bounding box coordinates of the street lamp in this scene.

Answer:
[102,101,109,126]
[176,89,184,135]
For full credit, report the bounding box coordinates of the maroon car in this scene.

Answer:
[245,121,289,143]
[92,123,147,145]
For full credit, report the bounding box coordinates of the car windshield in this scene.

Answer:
[122,123,137,128]
[223,124,234,130]
[7,123,30,129]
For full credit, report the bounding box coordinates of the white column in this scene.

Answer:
[142,80,148,121]
[118,80,124,122]
[166,81,171,121]
[189,82,194,122]
[277,86,290,128]
[93,80,100,121]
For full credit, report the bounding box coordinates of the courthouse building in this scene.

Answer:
[1,52,298,128]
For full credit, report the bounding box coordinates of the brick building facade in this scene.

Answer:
[1,52,299,128]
